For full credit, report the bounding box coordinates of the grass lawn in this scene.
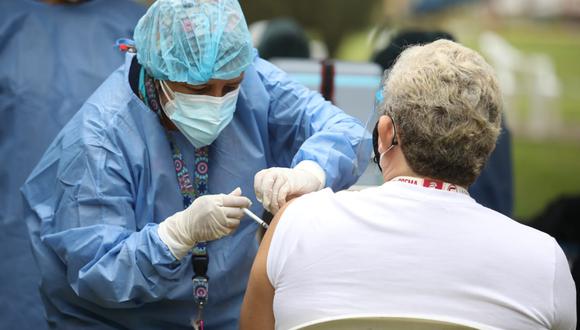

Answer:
[495,21,580,125]
[514,138,580,221]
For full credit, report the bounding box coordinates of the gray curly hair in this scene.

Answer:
[380,39,502,186]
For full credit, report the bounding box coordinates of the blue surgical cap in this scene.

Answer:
[134,0,253,85]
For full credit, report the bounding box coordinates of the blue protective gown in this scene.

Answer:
[21,53,371,329]
[0,1,145,328]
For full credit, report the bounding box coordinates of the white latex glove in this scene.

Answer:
[254,160,326,215]
[157,187,251,260]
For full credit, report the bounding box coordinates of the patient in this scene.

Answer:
[240,40,576,330]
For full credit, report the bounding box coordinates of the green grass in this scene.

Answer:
[496,22,580,124]
[513,138,580,221]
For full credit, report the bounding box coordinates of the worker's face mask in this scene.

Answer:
[160,81,239,148]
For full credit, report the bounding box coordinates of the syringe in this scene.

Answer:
[242,208,269,229]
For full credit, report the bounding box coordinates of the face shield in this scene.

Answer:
[352,69,390,181]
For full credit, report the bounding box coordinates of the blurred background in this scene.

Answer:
[2,1,577,328]
[134,0,580,224]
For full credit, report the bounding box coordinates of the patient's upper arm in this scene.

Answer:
[240,200,296,330]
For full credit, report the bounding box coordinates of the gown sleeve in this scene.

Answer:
[255,58,372,190]
[21,107,187,309]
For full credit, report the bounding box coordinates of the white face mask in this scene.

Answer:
[378,143,396,171]
[160,81,239,148]
[375,115,399,172]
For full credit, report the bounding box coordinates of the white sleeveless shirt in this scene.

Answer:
[267,181,576,330]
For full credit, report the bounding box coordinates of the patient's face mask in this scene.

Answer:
[372,115,398,172]
[160,81,239,148]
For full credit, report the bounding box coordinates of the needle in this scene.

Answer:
[242,208,269,229]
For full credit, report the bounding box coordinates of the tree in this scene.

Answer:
[241,0,381,57]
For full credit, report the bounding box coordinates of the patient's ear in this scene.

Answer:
[377,115,395,154]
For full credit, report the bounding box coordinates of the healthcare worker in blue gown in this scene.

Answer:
[21,0,371,328]
[0,0,145,328]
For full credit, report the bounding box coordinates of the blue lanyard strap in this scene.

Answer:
[138,68,210,327]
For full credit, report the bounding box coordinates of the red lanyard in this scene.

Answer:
[392,176,469,195]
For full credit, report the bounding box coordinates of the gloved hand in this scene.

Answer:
[254,160,326,214]
[157,187,251,260]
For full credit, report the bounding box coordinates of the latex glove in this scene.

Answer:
[158,187,251,260]
[254,160,326,214]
